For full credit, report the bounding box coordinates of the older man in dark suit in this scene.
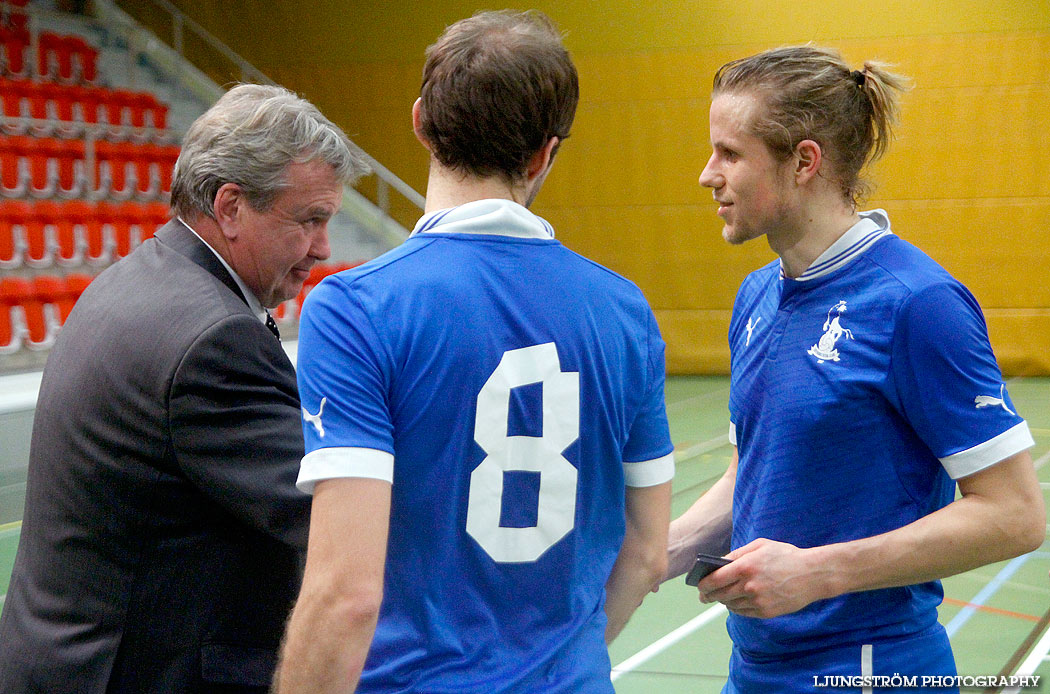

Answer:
[0,84,367,693]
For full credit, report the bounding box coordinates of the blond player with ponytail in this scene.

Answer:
[665,45,1044,692]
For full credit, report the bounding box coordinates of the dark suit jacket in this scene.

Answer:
[0,220,310,693]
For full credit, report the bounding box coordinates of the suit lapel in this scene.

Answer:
[154,219,250,307]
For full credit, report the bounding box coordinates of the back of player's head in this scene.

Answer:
[170,83,368,220]
[713,45,908,204]
[418,10,579,182]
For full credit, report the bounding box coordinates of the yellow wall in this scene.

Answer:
[123,1,1050,375]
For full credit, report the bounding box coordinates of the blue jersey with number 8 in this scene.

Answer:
[295,199,674,694]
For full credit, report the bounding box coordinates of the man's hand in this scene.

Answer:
[695,538,831,619]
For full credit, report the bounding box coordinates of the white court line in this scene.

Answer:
[944,553,1032,638]
[1034,449,1050,471]
[1001,620,1050,694]
[610,604,728,682]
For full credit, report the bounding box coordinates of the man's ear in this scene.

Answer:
[213,183,243,240]
[526,136,560,182]
[794,139,822,185]
[412,98,431,151]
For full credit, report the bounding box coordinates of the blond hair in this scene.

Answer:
[713,45,908,204]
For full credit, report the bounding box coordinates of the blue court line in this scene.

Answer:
[945,550,1050,638]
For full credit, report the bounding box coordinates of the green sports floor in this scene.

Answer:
[1,375,1049,691]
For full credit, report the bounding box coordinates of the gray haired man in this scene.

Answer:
[0,84,367,694]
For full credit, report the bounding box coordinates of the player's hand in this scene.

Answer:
[694,538,830,619]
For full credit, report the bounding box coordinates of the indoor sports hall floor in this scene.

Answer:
[1,376,1048,691]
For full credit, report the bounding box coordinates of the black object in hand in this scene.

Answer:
[685,552,732,586]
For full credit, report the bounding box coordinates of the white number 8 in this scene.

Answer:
[466,343,579,563]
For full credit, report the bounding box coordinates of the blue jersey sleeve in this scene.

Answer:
[620,308,674,483]
[890,281,1033,478]
[297,275,394,458]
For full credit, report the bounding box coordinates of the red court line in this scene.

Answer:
[942,597,1041,623]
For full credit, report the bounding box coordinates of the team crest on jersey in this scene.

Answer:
[808,300,853,364]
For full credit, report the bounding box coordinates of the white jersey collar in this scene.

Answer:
[785,209,894,282]
[411,199,556,240]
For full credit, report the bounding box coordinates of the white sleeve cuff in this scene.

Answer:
[940,421,1035,480]
[728,422,737,446]
[297,447,394,494]
[623,452,675,487]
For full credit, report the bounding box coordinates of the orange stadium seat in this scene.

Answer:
[0,76,24,118]
[0,134,27,193]
[36,32,61,80]
[124,202,152,248]
[37,81,82,136]
[21,201,52,268]
[98,200,144,258]
[67,35,97,83]
[94,140,136,199]
[25,136,57,196]
[54,137,84,196]
[22,80,48,130]
[0,8,27,35]
[0,25,30,78]
[141,201,169,240]
[0,213,15,268]
[155,144,178,193]
[124,91,152,129]
[77,200,111,265]
[62,272,92,320]
[64,271,91,295]
[31,273,68,332]
[272,300,291,324]
[0,275,28,353]
[37,32,89,84]
[290,263,347,320]
[20,274,56,349]
[24,136,84,198]
[32,200,67,267]
[102,88,136,127]
[53,199,89,266]
[0,199,29,268]
[146,94,168,130]
[130,143,158,198]
[71,84,105,125]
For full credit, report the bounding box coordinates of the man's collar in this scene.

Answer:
[178,217,267,320]
[411,199,556,239]
[783,209,894,282]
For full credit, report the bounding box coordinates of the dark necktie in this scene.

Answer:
[265,311,280,340]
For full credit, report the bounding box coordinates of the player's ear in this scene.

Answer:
[412,98,432,151]
[526,137,559,182]
[794,139,822,185]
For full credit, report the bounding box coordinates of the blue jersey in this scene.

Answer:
[296,199,674,693]
[726,210,1033,664]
